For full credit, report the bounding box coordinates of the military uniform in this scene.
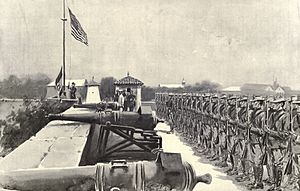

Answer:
[235,97,251,182]
[247,97,265,189]
[226,96,240,175]
[215,95,229,167]
[266,98,289,191]
[289,100,300,189]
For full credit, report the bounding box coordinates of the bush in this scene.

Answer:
[0,100,72,154]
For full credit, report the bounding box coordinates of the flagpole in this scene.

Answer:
[62,0,67,94]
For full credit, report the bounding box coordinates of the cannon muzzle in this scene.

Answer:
[196,173,212,184]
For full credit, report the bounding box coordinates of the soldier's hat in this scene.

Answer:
[292,100,300,104]
[252,96,264,102]
[271,98,285,104]
[220,95,227,99]
[212,94,218,98]
[228,95,237,100]
[239,97,248,102]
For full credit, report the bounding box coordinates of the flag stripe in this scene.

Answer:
[68,8,88,46]
[71,26,86,42]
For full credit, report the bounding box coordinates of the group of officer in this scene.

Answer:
[155,93,300,191]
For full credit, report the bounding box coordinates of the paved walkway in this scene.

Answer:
[156,123,245,191]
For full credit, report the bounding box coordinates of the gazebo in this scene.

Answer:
[114,72,144,112]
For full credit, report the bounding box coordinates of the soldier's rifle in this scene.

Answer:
[224,97,230,151]
[245,97,251,145]
[217,96,221,144]
[209,95,214,142]
[263,99,293,140]
[224,98,284,139]
[198,95,205,146]
[284,98,295,175]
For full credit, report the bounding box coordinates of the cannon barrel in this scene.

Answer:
[0,153,211,191]
[48,111,159,130]
[0,166,96,191]
[73,102,118,111]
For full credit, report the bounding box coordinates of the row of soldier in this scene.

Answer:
[155,93,300,191]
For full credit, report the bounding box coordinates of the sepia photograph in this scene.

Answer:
[0,0,300,190]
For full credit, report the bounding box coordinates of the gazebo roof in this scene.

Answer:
[114,73,144,86]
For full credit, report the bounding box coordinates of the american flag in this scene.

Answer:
[68,8,88,46]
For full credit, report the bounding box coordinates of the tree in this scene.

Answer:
[155,80,221,93]
[100,77,117,100]
[188,80,221,93]
[0,73,51,99]
[141,86,156,101]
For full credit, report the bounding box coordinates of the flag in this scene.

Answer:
[55,67,64,96]
[68,8,88,46]
[55,67,62,89]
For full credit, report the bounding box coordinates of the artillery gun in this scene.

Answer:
[0,152,211,191]
[48,110,161,131]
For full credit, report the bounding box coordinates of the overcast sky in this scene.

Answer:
[1,0,300,88]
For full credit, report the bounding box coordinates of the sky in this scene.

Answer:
[1,0,300,88]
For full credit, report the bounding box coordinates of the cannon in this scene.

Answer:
[0,152,211,191]
[48,110,162,130]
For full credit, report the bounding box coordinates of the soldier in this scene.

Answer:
[226,95,239,175]
[197,95,207,153]
[245,96,265,190]
[166,93,175,129]
[266,98,289,191]
[235,97,251,182]
[287,100,300,189]
[208,95,220,161]
[190,95,199,143]
[186,94,195,141]
[215,95,229,167]
[200,94,212,155]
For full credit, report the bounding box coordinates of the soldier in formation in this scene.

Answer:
[155,92,300,190]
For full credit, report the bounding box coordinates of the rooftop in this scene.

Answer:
[241,83,272,90]
[222,86,241,92]
[114,72,144,86]
[159,84,184,88]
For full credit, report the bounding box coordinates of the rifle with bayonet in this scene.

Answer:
[284,98,294,175]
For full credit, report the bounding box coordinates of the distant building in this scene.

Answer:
[222,80,299,97]
[158,78,186,89]
[241,83,275,96]
[221,86,241,95]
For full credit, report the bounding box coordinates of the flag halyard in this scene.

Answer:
[68,8,88,46]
